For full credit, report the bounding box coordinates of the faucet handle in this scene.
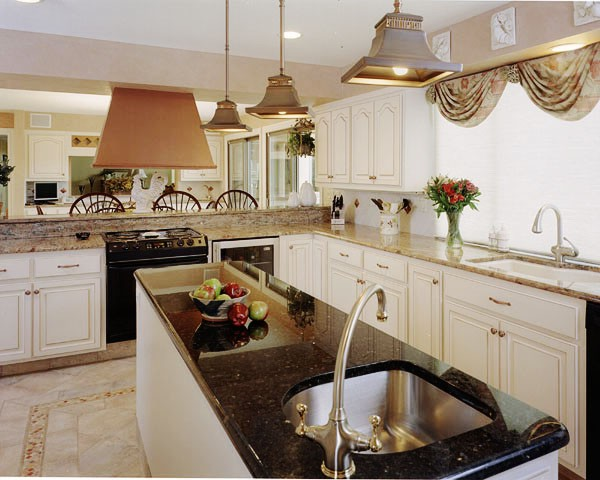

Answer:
[368,415,383,452]
[562,237,579,257]
[295,403,308,437]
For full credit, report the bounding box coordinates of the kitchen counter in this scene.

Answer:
[2,217,599,302]
[135,261,568,479]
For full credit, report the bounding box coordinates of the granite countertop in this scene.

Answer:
[135,262,568,479]
[1,220,599,302]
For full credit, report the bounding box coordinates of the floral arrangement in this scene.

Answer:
[104,175,133,194]
[0,155,15,187]
[423,174,481,217]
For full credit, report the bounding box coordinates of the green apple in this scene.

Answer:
[249,300,269,321]
[215,293,231,300]
[202,278,222,296]
[193,284,215,300]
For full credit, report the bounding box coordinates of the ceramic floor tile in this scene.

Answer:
[0,441,23,476]
[46,410,77,434]
[78,437,143,477]
[0,400,29,448]
[41,455,80,477]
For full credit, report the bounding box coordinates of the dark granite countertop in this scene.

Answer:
[135,261,568,479]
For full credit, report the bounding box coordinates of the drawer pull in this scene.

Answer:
[33,289,39,295]
[339,252,349,258]
[376,263,389,270]
[0,268,7,272]
[57,264,80,269]
[25,290,31,296]
[490,328,498,335]
[489,296,511,306]
[498,330,506,338]
[432,279,439,285]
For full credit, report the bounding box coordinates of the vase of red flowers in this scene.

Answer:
[424,174,481,250]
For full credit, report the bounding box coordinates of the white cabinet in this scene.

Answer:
[351,95,401,186]
[408,261,442,358]
[0,249,105,364]
[180,134,223,181]
[443,271,583,471]
[28,134,68,179]
[0,282,32,362]
[315,108,350,184]
[25,206,70,216]
[314,88,433,191]
[312,236,328,301]
[279,235,313,295]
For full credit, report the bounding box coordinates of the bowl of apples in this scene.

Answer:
[189,278,250,322]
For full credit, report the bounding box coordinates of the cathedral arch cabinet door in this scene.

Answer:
[180,134,223,181]
[28,133,68,179]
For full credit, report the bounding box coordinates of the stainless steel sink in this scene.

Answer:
[283,369,493,454]
[469,257,600,284]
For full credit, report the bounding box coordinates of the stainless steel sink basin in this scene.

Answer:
[471,258,600,284]
[283,369,493,454]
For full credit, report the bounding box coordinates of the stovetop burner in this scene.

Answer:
[103,228,208,258]
[104,228,201,242]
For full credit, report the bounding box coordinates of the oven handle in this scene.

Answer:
[106,255,208,267]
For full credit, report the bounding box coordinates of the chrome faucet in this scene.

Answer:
[295,284,387,478]
[531,204,579,263]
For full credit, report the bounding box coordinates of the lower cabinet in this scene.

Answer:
[279,234,327,301]
[443,271,583,473]
[408,261,442,358]
[0,250,105,364]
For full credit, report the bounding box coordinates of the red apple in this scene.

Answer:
[248,301,269,321]
[223,282,244,299]
[228,303,249,326]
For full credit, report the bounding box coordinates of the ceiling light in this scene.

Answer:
[342,0,463,88]
[16,0,42,3]
[203,0,250,132]
[284,31,302,40]
[393,67,409,76]
[246,0,309,119]
[550,43,585,53]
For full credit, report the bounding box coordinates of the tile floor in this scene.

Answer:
[0,357,149,477]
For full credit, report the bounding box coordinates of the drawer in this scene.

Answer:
[444,272,580,339]
[0,258,31,281]
[363,250,407,283]
[34,254,101,278]
[328,241,363,268]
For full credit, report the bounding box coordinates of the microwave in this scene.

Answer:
[33,181,59,203]
[211,237,279,277]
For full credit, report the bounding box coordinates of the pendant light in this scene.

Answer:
[203,0,250,132]
[246,0,309,119]
[341,0,463,88]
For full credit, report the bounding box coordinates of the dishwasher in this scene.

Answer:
[211,236,279,276]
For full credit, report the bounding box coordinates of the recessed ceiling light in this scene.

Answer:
[284,31,302,40]
[16,0,43,3]
[550,43,585,53]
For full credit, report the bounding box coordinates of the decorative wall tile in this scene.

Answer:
[573,1,600,25]
[432,31,451,62]
[491,7,516,50]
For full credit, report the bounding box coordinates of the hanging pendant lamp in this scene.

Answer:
[204,0,250,132]
[245,0,309,119]
[341,0,463,88]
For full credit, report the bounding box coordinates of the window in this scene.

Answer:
[435,83,600,262]
[227,136,260,203]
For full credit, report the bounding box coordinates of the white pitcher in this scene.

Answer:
[299,181,317,207]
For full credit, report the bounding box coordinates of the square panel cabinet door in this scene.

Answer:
[0,283,32,363]
[32,278,101,357]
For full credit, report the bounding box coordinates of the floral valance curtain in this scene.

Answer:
[426,42,600,126]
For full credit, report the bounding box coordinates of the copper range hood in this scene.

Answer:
[93,87,216,170]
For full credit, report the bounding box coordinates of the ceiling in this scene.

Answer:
[0,0,508,116]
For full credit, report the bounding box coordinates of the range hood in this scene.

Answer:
[93,87,216,170]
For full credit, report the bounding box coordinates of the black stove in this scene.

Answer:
[103,227,209,343]
[104,228,208,261]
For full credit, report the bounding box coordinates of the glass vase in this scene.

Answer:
[445,210,463,250]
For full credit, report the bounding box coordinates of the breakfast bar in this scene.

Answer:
[134,261,568,479]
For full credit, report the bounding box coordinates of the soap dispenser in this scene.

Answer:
[496,225,510,252]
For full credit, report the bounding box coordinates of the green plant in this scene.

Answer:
[0,155,15,187]
[286,132,315,158]
[424,174,481,217]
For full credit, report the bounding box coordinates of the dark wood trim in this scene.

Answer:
[559,464,584,480]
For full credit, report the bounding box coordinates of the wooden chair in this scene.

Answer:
[69,193,126,215]
[213,190,258,210]
[36,205,44,215]
[152,190,202,212]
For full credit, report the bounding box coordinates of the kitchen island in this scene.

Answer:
[134,261,568,479]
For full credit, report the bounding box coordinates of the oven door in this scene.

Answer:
[107,255,207,343]
[211,237,279,277]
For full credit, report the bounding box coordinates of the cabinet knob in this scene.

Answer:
[432,279,439,285]
[33,289,40,295]
[0,268,7,273]
[498,330,506,338]
[25,290,31,295]
[289,245,293,250]
[490,327,498,335]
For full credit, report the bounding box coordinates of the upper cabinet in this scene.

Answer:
[315,108,351,184]
[180,134,223,182]
[313,88,434,192]
[28,133,68,179]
